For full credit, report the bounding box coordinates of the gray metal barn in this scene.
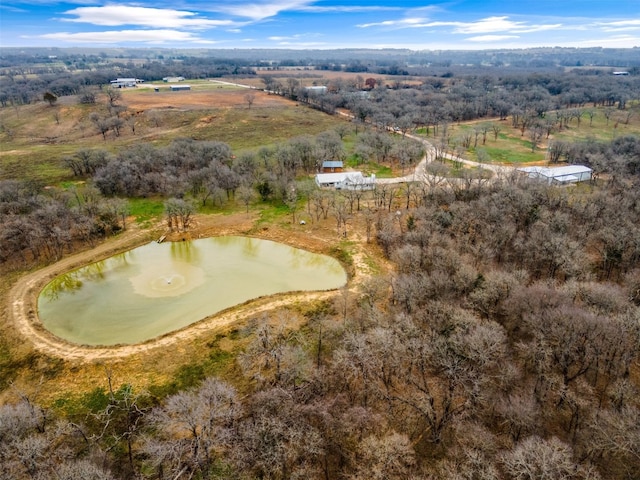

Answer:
[517,165,592,185]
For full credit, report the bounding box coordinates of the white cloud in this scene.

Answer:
[273,41,327,46]
[359,14,562,36]
[467,35,520,42]
[357,17,430,28]
[597,19,640,32]
[452,16,524,34]
[213,0,315,21]
[62,5,238,28]
[513,24,563,33]
[33,29,215,44]
[431,16,558,35]
[268,32,321,41]
[598,19,640,28]
[302,5,400,13]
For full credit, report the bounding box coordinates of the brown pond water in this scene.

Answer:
[38,236,347,346]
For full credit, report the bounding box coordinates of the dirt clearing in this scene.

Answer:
[122,83,291,111]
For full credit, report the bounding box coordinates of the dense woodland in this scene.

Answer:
[1,50,640,480]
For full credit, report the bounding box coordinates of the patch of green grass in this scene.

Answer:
[0,341,19,391]
[128,197,165,225]
[198,200,242,215]
[187,107,341,151]
[51,387,109,417]
[0,146,74,184]
[147,347,235,398]
[329,241,354,268]
[255,202,293,225]
[371,164,394,177]
[344,156,393,177]
[361,253,382,275]
[444,106,640,166]
[476,146,545,164]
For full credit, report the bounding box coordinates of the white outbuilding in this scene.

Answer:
[517,165,592,185]
[110,78,143,88]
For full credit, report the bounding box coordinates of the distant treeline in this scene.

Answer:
[1,47,639,107]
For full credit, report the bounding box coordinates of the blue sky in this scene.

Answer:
[1,0,639,50]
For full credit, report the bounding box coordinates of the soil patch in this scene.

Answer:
[123,86,291,111]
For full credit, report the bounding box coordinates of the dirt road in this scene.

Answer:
[6,214,354,362]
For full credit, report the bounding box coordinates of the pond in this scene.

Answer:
[38,236,347,346]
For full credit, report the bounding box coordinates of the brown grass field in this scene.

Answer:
[0,82,346,183]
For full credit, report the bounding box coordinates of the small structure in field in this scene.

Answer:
[518,165,592,185]
[321,160,344,173]
[170,84,191,91]
[315,172,376,190]
[305,86,328,94]
[110,78,144,88]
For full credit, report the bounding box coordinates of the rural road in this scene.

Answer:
[335,109,511,185]
[6,86,508,362]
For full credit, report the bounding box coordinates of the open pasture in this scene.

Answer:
[0,82,345,183]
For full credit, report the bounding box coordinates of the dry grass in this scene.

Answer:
[0,84,346,183]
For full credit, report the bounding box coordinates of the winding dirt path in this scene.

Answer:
[6,215,353,363]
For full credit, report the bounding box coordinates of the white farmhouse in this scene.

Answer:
[315,172,376,190]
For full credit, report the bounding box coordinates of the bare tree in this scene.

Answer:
[165,197,195,232]
[143,377,241,479]
[43,91,57,106]
[236,184,257,213]
[233,388,323,479]
[104,87,122,107]
[351,432,416,480]
[528,124,545,152]
[501,436,581,480]
[331,196,351,236]
[244,92,256,109]
[491,122,502,141]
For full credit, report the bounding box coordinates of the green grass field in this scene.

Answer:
[419,105,640,165]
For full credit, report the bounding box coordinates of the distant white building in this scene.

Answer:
[305,86,328,94]
[315,172,376,190]
[163,76,186,82]
[110,78,143,88]
[518,165,592,185]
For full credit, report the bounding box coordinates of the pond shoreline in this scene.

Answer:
[7,214,349,362]
[38,236,346,346]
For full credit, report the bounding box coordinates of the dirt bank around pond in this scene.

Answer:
[6,212,367,363]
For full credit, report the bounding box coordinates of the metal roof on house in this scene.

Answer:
[316,172,353,184]
[518,165,592,178]
[322,161,344,168]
